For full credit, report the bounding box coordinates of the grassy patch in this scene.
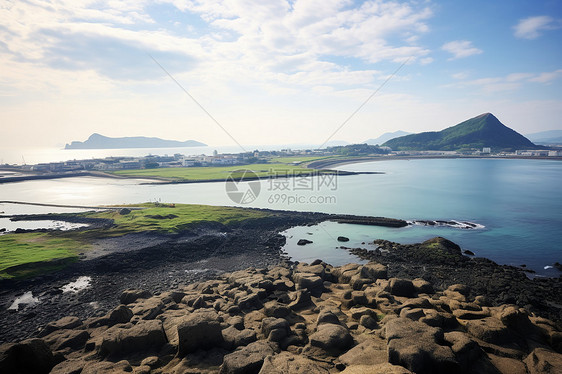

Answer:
[113,163,332,181]
[82,203,272,236]
[271,156,337,164]
[0,203,273,279]
[0,233,82,279]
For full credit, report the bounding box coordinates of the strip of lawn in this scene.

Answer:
[0,203,272,279]
[113,162,335,181]
[82,203,271,236]
[0,233,82,279]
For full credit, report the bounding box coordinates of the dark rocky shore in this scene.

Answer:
[1,213,561,373]
[2,258,562,373]
[0,211,406,343]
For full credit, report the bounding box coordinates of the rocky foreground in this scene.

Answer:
[2,256,562,373]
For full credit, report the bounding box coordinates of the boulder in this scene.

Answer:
[261,317,290,341]
[44,329,90,351]
[293,273,324,295]
[444,331,482,368]
[99,320,167,356]
[222,326,257,350]
[297,239,313,246]
[39,316,83,337]
[131,297,165,320]
[263,301,290,318]
[258,352,331,373]
[385,317,459,374]
[309,324,353,355]
[219,341,279,374]
[447,284,470,296]
[288,290,314,310]
[400,308,426,321]
[488,354,527,374]
[452,309,490,320]
[397,297,432,312]
[340,363,413,374]
[524,348,562,374]
[339,340,387,366]
[108,305,133,325]
[332,264,361,283]
[388,278,416,298]
[238,293,263,310]
[360,263,388,280]
[227,315,245,330]
[50,359,86,374]
[316,310,341,326]
[0,338,55,374]
[177,310,224,355]
[81,360,132,374]
[412,279,433,294]
[337,236,350,242]
[463,317,522,347]
[119,289,152,305]
[359,315,379,329]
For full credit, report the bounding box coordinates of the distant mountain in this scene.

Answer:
[525,130,562,145]
[364,131,412,145]
[65,133,207,149]
[383,113,536,151]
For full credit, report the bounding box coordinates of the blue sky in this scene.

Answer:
[1,0,561,149]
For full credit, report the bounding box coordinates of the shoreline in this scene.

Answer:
[0,210,561,345]
[0,200,145,211]
[306,154,562,169]
[1,155,561,185]
[0,169,377,185]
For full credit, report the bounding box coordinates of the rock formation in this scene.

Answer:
[1,260,561,373]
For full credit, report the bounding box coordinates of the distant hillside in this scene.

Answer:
[525,130,562,145]
[327,143,389,156]
[383,113,536,151]
[364,131,411,145]
[65,133,207,149]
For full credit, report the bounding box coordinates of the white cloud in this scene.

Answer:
[451,72,469,80]
[448,69,562,93]
[529,69,562,84]
[0,0,434,92]
[0,0,440,148]
[513,16,560,39]
[441,40,483,60]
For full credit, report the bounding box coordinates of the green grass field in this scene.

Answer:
[83,203,271,235]
[0,203,272,279]
[269,156,337,164]
[0,233,82,279]
[113,162,334,181]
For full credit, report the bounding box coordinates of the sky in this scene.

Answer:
[1,0,561,150]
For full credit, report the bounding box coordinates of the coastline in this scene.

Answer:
[0,209,560,346]
[306,154,562,169]
[2,155,561,185]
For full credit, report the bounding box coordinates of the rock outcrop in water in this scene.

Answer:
[2,260,561,373]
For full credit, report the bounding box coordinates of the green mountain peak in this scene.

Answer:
[383,113,536,151]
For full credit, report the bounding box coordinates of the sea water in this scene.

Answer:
[0,158,560,275]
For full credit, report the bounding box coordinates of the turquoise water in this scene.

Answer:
[0,158,560,275]
[284,158,562,276]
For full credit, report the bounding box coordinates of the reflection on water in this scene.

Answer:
[8,291,39,311]
[0,218,88,234]
[61,276,92,293]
